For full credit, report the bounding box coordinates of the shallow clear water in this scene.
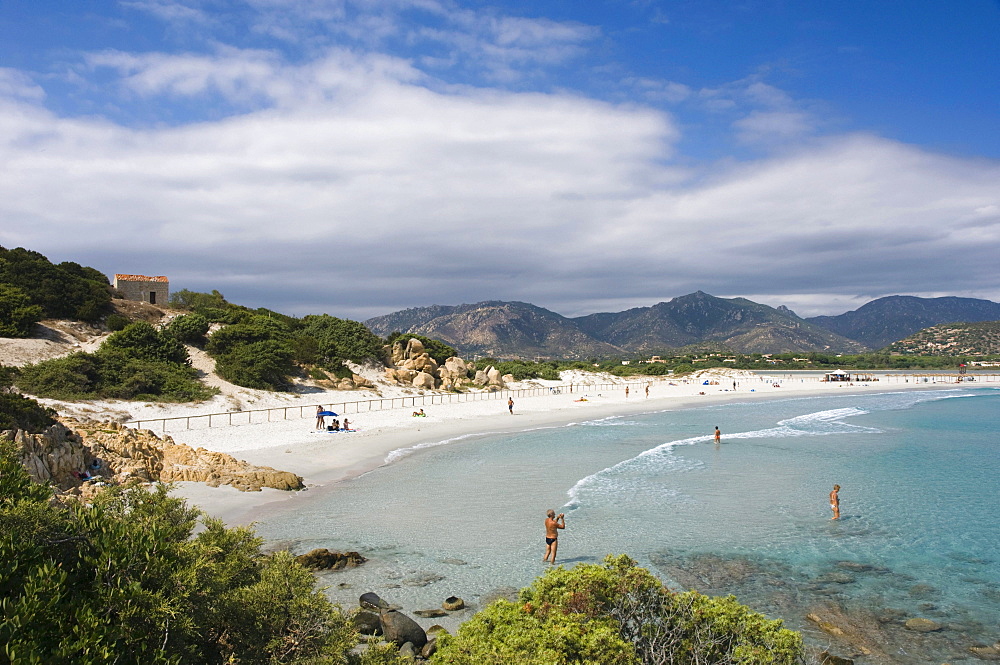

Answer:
[253,387,1000,662]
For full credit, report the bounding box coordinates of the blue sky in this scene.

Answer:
[2,0,999,320]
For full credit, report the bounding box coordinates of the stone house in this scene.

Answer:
[113,274,169,306]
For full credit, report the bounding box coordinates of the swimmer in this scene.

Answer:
[714,426,721,444]
[830,484,840,520]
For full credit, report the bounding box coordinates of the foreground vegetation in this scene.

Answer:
[1,438,806,664]
[435,554,804,665]
[0,439,364,665]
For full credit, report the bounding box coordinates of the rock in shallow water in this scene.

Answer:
[380,610,427,649]
[904,617,942,632]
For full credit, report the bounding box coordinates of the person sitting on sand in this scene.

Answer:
[343,418,350,431]
[830,484,841,520]
[543,509,566,564]
[331,419,340,431]
[412,409,426,417]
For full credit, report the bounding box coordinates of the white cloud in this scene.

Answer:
[3,4,1000,320]
[734,110,814,144]
[0,68,46,101]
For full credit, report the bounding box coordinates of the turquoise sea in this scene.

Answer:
[254,387,1000,663]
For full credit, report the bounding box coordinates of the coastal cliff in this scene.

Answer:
[5,418,303,494]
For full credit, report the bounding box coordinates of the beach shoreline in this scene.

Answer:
[158,371,974,526]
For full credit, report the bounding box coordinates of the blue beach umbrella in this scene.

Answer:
[318,410,338,417]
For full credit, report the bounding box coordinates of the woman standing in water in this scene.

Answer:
[830,484,841,520]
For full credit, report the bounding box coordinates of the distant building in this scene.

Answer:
[114,274,169,305]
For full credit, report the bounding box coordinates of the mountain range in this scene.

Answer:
[804,296,1000,350]
[364,293,1000,359]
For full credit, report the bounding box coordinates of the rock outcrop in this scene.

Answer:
[294,548,366,571]
[6,419,303,494]
[382,337,492,392]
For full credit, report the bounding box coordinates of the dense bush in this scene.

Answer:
[0,442,366,664]
[213,340,295,390]
[102,322,189,365]
[301,315,385,367]
[433,555,803,665]
[0,390,56,433]
[104,313,131,332]
[0,246,111,323]
[476,358,561,381]
[16,323,215,402]
[0,284,45,338]
[165,313,210,346]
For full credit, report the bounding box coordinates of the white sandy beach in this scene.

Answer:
[38,367,983,526]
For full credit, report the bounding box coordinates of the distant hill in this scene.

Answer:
[365,293,866,358]
[806,296,1000,349]
[364,301,623,359]
[886,321,1000,356]
[573,291,865,354]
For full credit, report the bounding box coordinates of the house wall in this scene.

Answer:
[114,276,169,305]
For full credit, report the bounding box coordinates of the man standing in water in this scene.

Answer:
[830,484,841,520]
[714,426,721,444]
[543,509,565,563]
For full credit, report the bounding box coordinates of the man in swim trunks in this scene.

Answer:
[830,484,840,520]
[714,426,721,444]
[508,397,514,414]
[543,509,565,564]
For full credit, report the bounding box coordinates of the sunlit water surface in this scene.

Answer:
[253,388,1000,662]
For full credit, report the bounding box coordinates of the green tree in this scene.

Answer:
[0,284,44,338]
[0,246,111,323]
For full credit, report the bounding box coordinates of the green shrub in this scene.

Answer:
[213,340,294,390]
[433,599,635,665]
[0,392,56,433]
[301,315,385,367]
[16,354,102,399]
[100,321,189,365]
[475,358,560,381]
[0,284,44,338]
[433,555,803,665]
[16,323,215,402]
[164,313,210,346]
[105,313,130,332]
[0,442,360,664]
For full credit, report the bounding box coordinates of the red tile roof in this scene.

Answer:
[114,274,169,282]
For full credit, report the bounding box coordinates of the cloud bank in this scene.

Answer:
[1,2,999,320]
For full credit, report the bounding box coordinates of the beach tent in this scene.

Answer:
[824,370,850,382]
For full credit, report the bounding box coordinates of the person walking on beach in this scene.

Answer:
[508,397,514,414]
[543,509,565,564]
[830,484,841,520]
[714,426,721,444]
[625,386,630,398]
[645,384,649,398]
[315,406,325,430]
